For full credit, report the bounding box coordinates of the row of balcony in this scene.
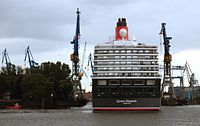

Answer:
[92,74,161,78]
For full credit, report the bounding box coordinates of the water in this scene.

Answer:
[0,103,200,126]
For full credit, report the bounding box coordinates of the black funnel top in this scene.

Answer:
[117,18,127,27]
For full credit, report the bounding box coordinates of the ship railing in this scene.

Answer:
[95,45,158,49]
[92,75,161,77]
[95,69,160,71]
[94,63,158,67]
[94,52,159,55]
[94,58,159,60]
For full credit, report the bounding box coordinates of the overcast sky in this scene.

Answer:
[0,0,200,90]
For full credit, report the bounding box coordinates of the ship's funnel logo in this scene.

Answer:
[119,28,127,40]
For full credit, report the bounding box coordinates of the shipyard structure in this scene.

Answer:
[92,18,161,111]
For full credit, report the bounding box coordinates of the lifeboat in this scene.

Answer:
[6,103,22,109]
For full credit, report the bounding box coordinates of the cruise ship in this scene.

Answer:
[92,18,161,111]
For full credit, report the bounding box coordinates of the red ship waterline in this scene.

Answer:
[92,18,161,111]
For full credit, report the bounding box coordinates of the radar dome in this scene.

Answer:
[119,28,127,39]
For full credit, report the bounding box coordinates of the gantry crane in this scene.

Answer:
[1,49,12,73]
[159,65,185,87]
[160,23,174,97]
[70,8,83,101]
[184,62,199,87]
[81,42,87,68]
[80,41,87,77]
[88,53,94,74]
[24,46,38,69]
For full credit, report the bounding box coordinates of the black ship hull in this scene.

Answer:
[92,79,161,111]
[93,98,160,111]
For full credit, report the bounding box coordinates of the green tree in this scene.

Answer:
[39,61,71,81]
[21,73,53,108]
[58,79,73,100]
[38,62,71,101]
[0,74,9,98]
[0,72,17,99]
[1,64,17,75]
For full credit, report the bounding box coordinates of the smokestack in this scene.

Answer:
[115,18,129,40]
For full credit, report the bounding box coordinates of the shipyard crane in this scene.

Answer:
[80,42,87,78]
[159,65,185,87]
[1,49,12,72]
[24,46,38,68]
[160,23,174,97]
[70,8,83,101]
[81,42,87,68]
[171,76,184,87]
[88,53,94,74]
[184,62,199,87]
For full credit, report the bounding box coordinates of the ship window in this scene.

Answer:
[121,61,125,64]
[121,50,125,53]
[109,50,113,53]
[121,56,125,59]
[132,56,137,58]
[105,67,109,70]
[98,50,103,53]
[115,67,120,70]
[109,62,113,64]
[115,56,120,59]
[127,56,131,59]
[127,67,131,70]
[121,80,132,85]
[127,61,131,64]
[121,67,126,70]
[133,80,145,85]
[115,61,119,64]
[138,50,143,53]
[110,88,118,96]
[147,80,155,85]
[98,61,103,65]
[109,80,120,85]
[103,50,107,53]
[145,56,151,59]
[115,50,119,53]
[98,80,106,85]
[108,67,114,70]
[127,50,131,53]
[143,61,150,65]
[98,56,104,59]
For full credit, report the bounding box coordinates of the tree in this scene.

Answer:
[0,74,9,98]
[58,79,73,100]
[0,72,18,99]
[0,61,73,108]
[38,62,71,101]
[39,61,71,81]
[1,64,17,75]
[21,73,53,108]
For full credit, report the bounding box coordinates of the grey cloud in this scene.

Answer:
[84,0,140,6]
[0,0,78,40]
[0,0,200,58]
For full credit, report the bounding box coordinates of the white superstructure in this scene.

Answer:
[92,41,160,80]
